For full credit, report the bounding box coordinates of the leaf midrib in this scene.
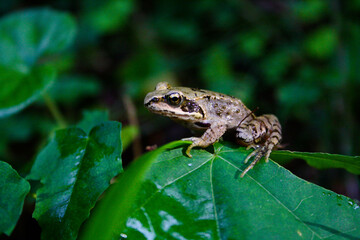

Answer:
[61,133,89,222]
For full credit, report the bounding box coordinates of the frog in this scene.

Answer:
[144,82,282,177]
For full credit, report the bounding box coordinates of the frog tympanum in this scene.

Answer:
[144,82,282,177]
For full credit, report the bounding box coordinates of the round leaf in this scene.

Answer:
[0,8,76,118]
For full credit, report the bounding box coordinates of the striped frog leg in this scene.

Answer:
[236,114,282,177]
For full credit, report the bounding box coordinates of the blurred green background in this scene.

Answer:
[0,0,359,238]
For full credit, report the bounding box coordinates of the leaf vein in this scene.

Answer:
[129,156,214,217]
[210,158,221,240]
[217,155,323,239]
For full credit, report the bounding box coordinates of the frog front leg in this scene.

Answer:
[183,124,227,157]
[236,114,282,177]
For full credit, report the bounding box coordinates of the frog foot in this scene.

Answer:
[182,137,209,158]
[241,145,271,178]
[182,137,198,158]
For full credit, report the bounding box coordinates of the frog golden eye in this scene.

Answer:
[167,93,182,106]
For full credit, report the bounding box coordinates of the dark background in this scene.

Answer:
[0,0,359,239]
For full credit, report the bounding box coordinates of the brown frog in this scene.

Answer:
[144,82,282,177]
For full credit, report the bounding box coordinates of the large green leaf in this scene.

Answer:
[0,161,30,236]
[0,8,76,118]
[81,141,360,240]
[271,150,360,175]
[27,121,123,240]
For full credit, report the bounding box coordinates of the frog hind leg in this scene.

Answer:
[182,124,227,157]
[237,114,282,177]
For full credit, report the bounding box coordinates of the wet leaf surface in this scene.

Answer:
[81,141,360,240]
[28,121,122,240]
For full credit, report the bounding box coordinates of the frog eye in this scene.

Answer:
[167,92,182,106]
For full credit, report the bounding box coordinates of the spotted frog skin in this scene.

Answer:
[144,82,282,177]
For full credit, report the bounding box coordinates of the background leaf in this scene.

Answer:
[27,121,123,240]
[271,150,360,175]
[47,75,101,106]
[305,27,338,59]
[81,141,360,239]
[0,161,30,236]
[82,0,134,33]
[0,8,76,118]
[121,125,139,151]
[76,109,109,134]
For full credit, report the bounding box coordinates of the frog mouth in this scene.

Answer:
[145,96,205,119]
[148,106,203,119]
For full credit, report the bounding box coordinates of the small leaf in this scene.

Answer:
[0,161,30,236]
[0,8,76,118]
[305,27,338,59]
[292,0,327,23]
[271,150,360,175]
[28,121,123,240]
[83,0,134,33]
[76,109,109,134]
[80,142,360,239]
[237,31,267,58]
[121,125,139,151]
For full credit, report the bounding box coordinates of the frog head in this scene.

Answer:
[144,82,205,122]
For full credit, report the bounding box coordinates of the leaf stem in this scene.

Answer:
[42,92,67,128]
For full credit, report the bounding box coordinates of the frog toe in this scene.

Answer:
[185,144,193,158]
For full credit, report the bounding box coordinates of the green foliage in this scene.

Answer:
[121,125,139,150]
[80,139,180,240]
[76,109,109,134]
[261,48,293,85]
[305,27,338,59]
[48,75,101,105]
[0,8,76,118]
[0,161,30,236]
[81,142,360,240]
[292,0,328,23]
[27,121,123,240]
[82,0,134,34]
[0,1,359,239]
[238,31,267,58]
[271,150,360,175]
[121,48,171,99]
[201,46,255,103]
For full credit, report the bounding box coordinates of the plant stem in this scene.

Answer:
[42,92,67,128]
